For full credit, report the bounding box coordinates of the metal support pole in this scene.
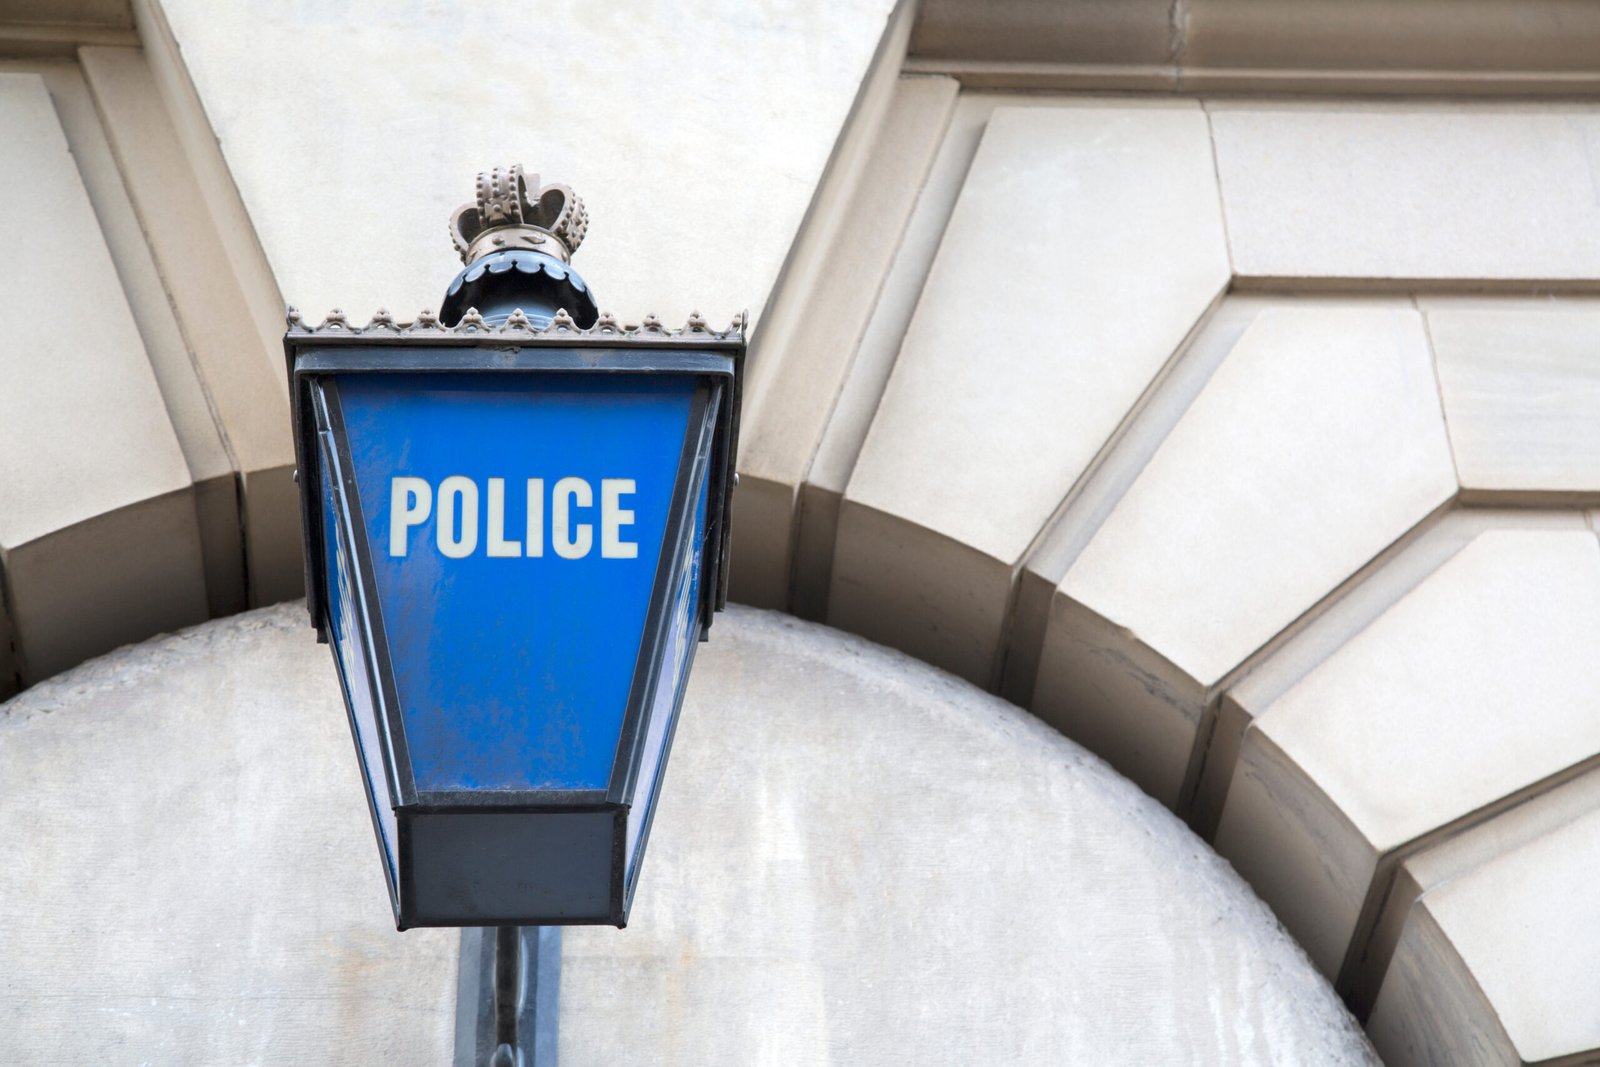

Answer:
[455,925,561,1067]
[492,926,520,1064]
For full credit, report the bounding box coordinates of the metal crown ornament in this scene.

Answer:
[449,164,588,264]
[440,164,598,329]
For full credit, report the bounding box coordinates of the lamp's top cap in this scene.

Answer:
[449,164,587,266]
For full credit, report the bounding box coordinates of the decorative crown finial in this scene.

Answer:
[448,164,588,266]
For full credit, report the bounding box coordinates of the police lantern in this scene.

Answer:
[284,166,743,929]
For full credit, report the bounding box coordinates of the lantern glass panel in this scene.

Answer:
[625,470,711,885]
[334,372,697,793]
[318,433,401,898]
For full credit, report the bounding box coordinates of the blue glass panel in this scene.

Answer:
[319,432,399,895]
[336,372,695,792]
[625,462,711,881]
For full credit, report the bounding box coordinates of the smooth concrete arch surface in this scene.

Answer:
[0,603,1375,1065]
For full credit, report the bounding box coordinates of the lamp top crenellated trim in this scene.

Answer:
[286,306,748,345]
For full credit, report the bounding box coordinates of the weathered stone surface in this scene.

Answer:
[1209,101,1600,280]
[35,57,246,618]
[0,606,460,1064]
[1428,305,1600,499]
[570,609,1377,1064]
[80,45,299,607]
[1370,769,1600,1066]
[155,0,897,327]
[0,72,207,683]
[831,100,1229,684]
[1,0,131,27]
[795,91,1065,622]
[1003,293,1283,708]
[1194,508,1587,842]
[734,74,957,611]
[911,0,1174,65]
[1034,302,1455,807]
[1215,529,1600,981]
[908,0,1600,92]
[0,604,1376,1065]
[0,72,188,546]
[1183,1,1600,76]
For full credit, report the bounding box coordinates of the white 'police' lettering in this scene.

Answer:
[436,476,478,559]
[390,476,430,556]
[486,478,520,558]
[551,476,592,560]
[601,479,638,559]
[387,476,636,560]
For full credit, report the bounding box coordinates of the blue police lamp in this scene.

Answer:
[284,166,744,931]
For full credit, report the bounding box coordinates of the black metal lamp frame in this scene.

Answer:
[285,320,744,930]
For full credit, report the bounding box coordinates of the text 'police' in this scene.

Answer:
[389,476,637,559]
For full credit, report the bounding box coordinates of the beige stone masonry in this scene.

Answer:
[0,1,131,28]
[80,45,300,607]
[1196,509,1588,1021]
[1005,292,1274,708]
[907,1,1600,95]
[128,0,286,405]
[1208,102,1600,283]
[796,92,1072,623]
[0,5,136,56]
[1215,529,1600,991]
[1370,768,1600,1065]
[910,0,1174,70]
[150,0,897,328]
[831,100,1230,685]
[1034,303,1456,807]
[0,72,207,686]
[728,0,917,610]
[1182,0,1600,91]
[1193,508,1585,842]
[28,59,245,618]
[733,74,957,610]
[1426,304,1600,502]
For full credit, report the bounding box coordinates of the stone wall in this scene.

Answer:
[0,604,1377,1064]
[3,1,1599,1061]
[735,81,1600,1067]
